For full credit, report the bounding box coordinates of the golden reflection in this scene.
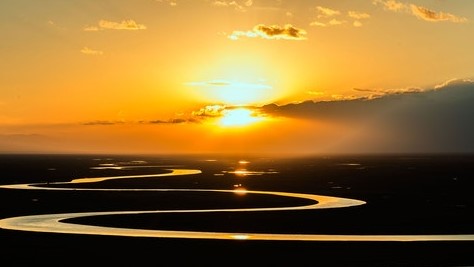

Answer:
[233,184,247,195]
[231,234,250,240]
[232,169,249,176]
[3,167,474,242]
[228,170,279,176]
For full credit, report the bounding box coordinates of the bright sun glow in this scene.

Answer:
[214,81,271,105]
[186,80,273,106]
[218,108,263,127]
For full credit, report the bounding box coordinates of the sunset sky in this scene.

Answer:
[1,0,473,154]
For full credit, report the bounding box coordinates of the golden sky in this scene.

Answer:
[1,0,474,154]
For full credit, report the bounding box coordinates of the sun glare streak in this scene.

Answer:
[231,234,250,240]
[233,169,249,176]
[233,187,248,195]
[218,108,264,127]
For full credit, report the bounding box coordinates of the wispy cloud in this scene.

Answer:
[307,91,325,97]
[310,18,347,27]
[311,7,370,27]
[84,19,147,31]
[328,19,346,26]
[82,118,197,125]
[81,104,264,126]
[352,86,423,98]
[373,0,467,23]
[190,104,265,125]
[46,20,67,30]
[148,105,263,125]
[410,5,467,23]
[228,24,307,40]
[316,6,341,18]
[212,0,253,12]
[373,0,405,11]
[156,0,177,6]
[434,78,472,89]
[80,47,103,56]
[348,11,371,20]
[158,0,253,11]
[82,120,122,125]
[309,21,327,27]
[148,118,194,124]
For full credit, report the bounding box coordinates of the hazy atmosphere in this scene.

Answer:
[1,0,473,154]
[2,2,474,265]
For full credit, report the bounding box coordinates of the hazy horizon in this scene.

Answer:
[1,0,473,155]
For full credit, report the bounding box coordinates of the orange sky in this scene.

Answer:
[1,0,473,154]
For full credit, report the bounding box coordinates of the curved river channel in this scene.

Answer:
[1,168,473,241]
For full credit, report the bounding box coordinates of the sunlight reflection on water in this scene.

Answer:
[1,163,473,242]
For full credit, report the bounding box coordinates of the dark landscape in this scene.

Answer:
[3,1,474,266]
[1,153,473,266]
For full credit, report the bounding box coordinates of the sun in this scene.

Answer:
[218,108,264,127]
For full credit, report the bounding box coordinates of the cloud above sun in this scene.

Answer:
[228,24,307,40]
[191,104,226,118]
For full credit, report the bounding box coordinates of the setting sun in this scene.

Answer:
[0,0,473,155]
[218,108,264,127]
[1,1,474,265]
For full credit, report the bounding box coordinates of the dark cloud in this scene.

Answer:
[262,79,474,153]
[83,118,198,125]
[148,118,192,124]
[255,24,307,40]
